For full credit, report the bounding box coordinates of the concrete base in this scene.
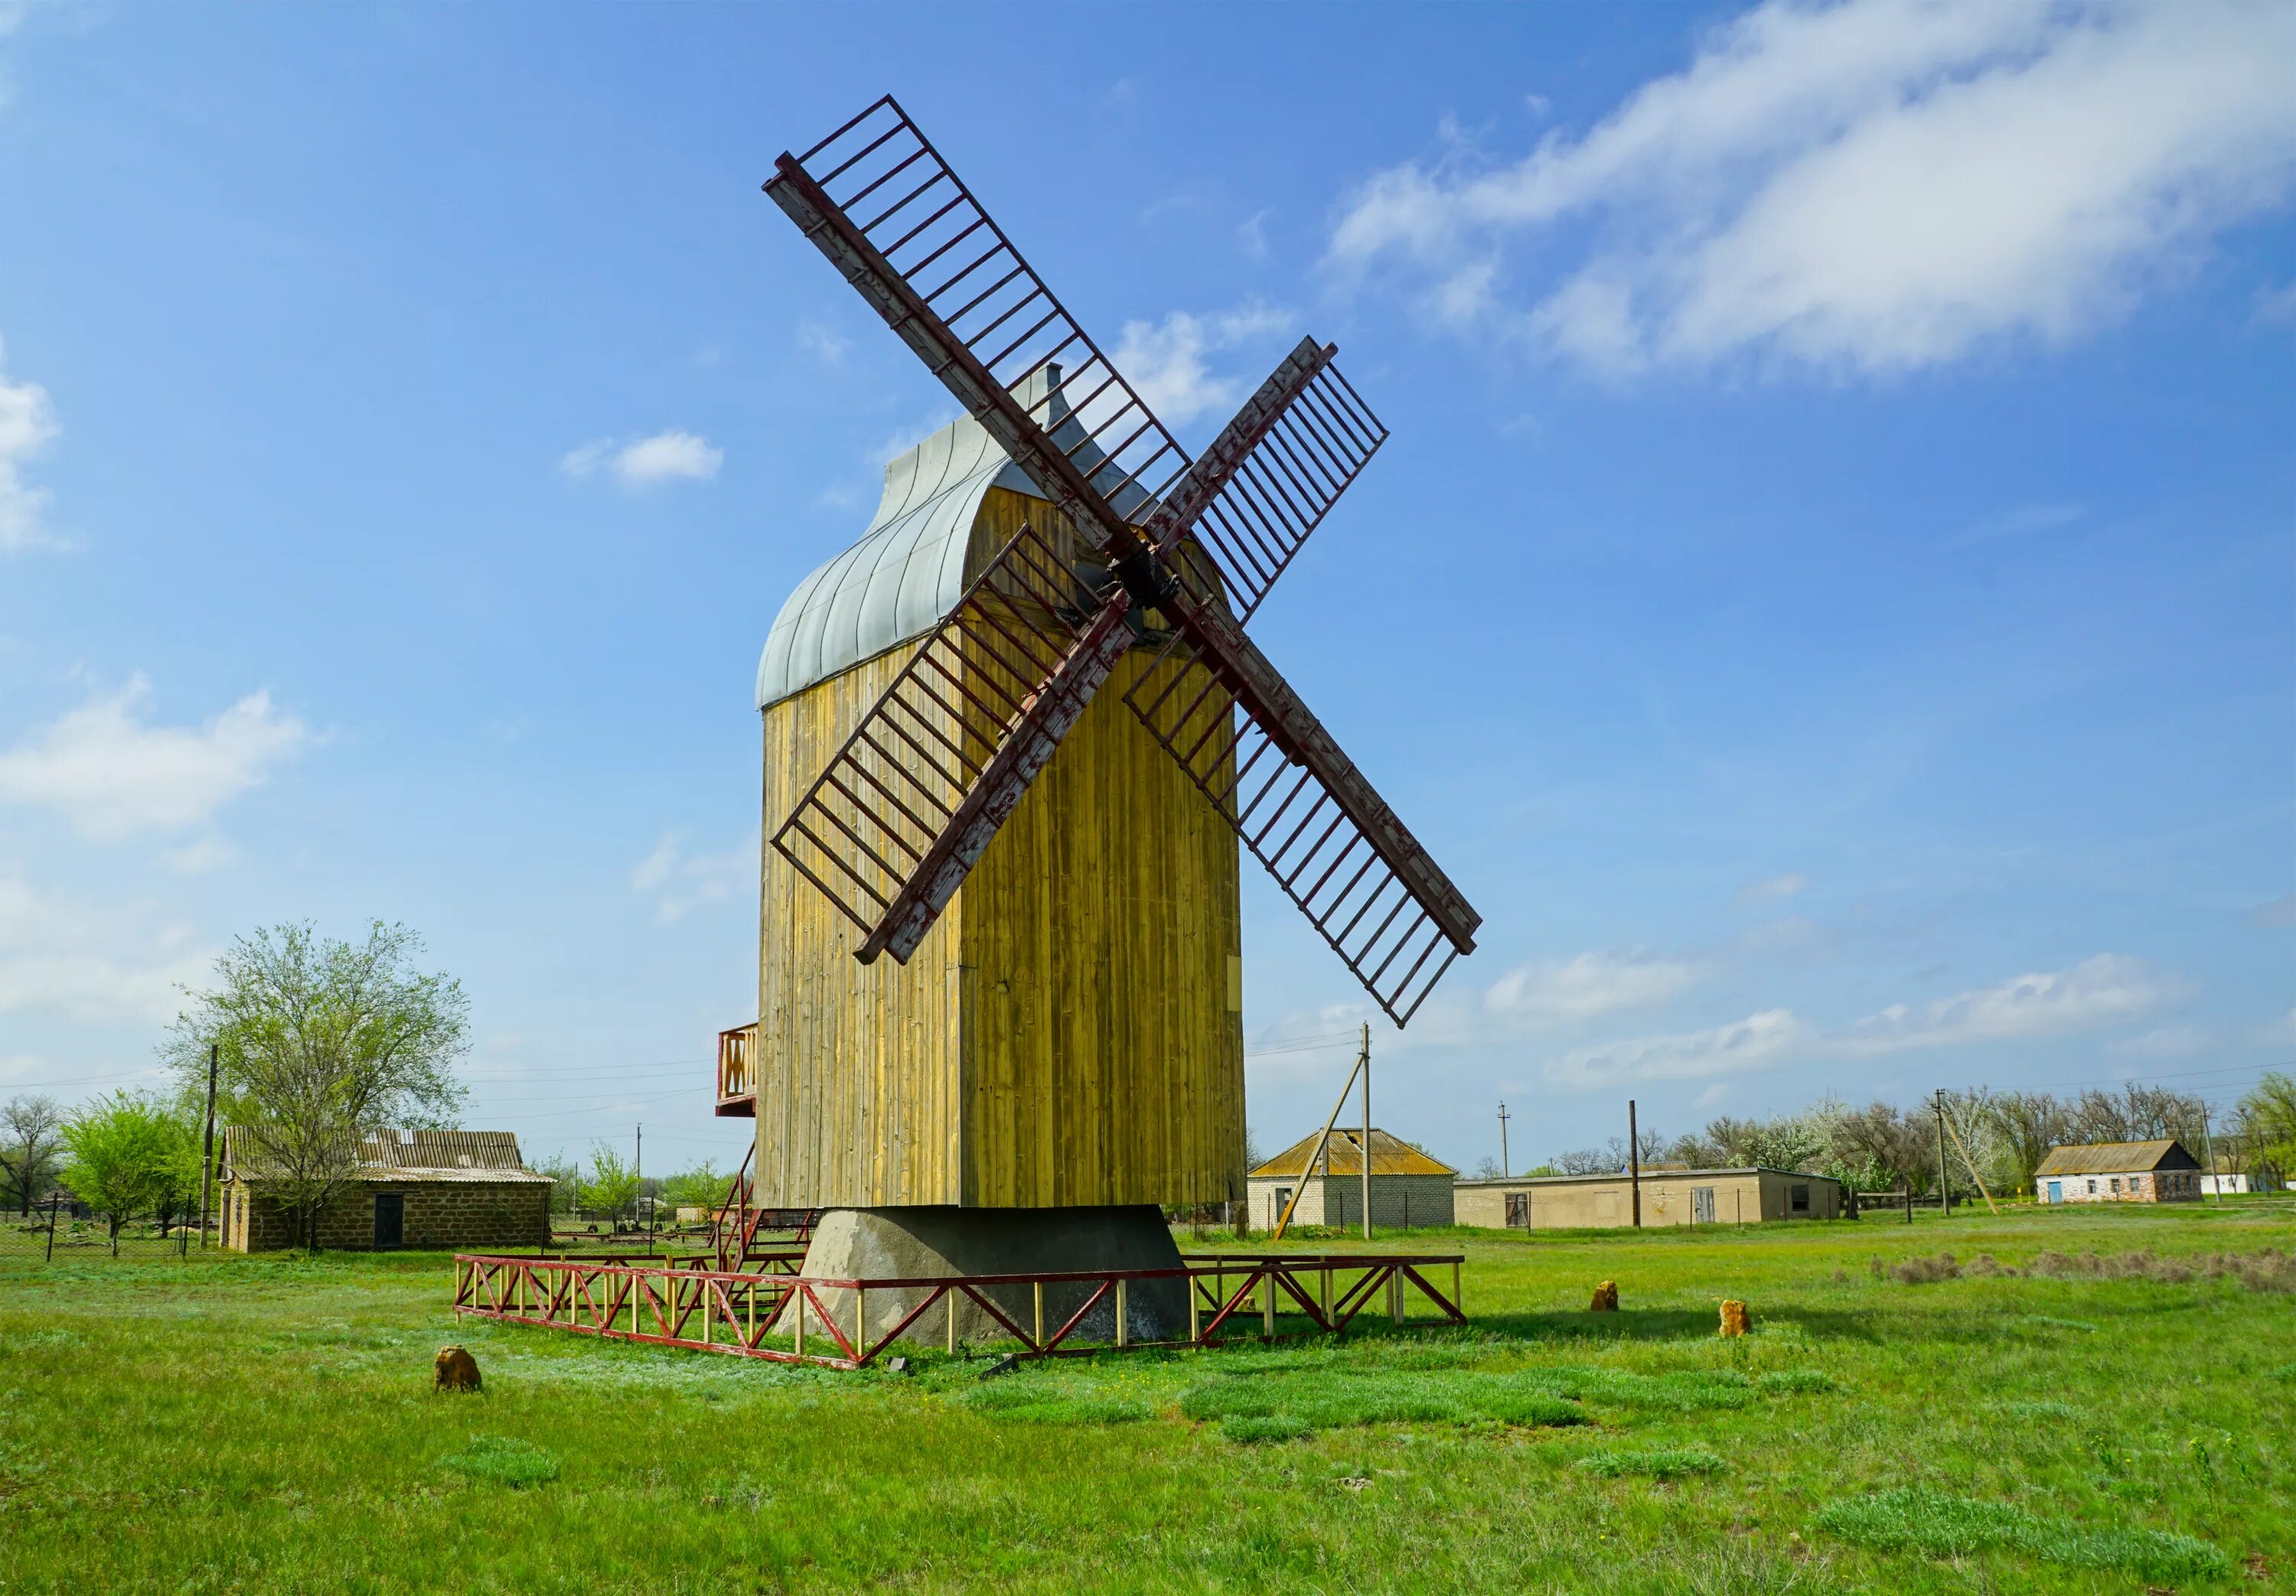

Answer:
[771,1205,1188,1349]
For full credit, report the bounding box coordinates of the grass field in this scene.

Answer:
[3,1201,2291,1593]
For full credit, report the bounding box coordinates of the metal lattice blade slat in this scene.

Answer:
[771,523,1129,962]
[765,99,1194,561]
[1123,605,1480,1027]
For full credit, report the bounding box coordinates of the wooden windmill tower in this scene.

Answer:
[740,99,1479,1305]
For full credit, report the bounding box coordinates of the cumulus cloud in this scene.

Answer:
[0,337,63,553]
[795,318,850,365]
[0,676,310,839]
[562,429,723,487]
[0,865,210,1024]
[1112,303,1293,426]
[1835,953,2175,1056]
[1537,951,2174,1090]
[1329,0,2296,375]
[632,830,755,924]
[1484,951,1703,1027]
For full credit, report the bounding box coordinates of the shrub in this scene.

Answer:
[1756,1369,1835,1396]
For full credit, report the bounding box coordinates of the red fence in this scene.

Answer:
[452,1249,1466,1371]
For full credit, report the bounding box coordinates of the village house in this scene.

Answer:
[1246,1129,1456,1230]
[217,1128,553,1252]
[1455,1167,1844,1230]
[2033,1139,2203,1204]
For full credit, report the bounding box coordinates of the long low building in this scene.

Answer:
[218,1127,553,1252]
[1455,1167,1843,1230]
[2034,1139,2202,1204]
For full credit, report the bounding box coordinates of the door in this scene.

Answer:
[1692,1186,1716,1225]
[1505,1192,1528,1228]
[373,1192,404,1250]
[2047,1181,2061,1204]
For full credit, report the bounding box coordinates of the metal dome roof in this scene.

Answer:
[755,366,1146,709]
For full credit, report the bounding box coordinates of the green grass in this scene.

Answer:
[1,1199,2289,1591]
[1816,1486,2230,1579]
[1576,1445,1725,1478]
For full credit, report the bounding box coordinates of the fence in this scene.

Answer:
[0,1198,216,1259]
[453,1249,1466,1370]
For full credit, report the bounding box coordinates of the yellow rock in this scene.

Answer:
[1719,1299,1750,1337]
[1589,1279,1619,1312]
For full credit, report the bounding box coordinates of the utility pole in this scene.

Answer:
[45,1191,59,1262]
[1629,1099,1642,1229]
[197,1042,220,1251]
[1933,1092,1952,1219]
[2199,1104,2220,1204]
[1360,1023,1371,1243]
[1497,1102,1511,1180]
[635,1122,645,1251]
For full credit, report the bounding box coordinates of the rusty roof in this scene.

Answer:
[2033,1139,2199,1177]
[1249,1127,1456,1179]
[220,1127,553,1184]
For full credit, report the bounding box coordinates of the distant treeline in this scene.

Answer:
[1469,1074,2294,1198]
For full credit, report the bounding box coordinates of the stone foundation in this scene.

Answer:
[772,1205,1188,1348]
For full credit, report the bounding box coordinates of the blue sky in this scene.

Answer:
[1,0,2290,1179]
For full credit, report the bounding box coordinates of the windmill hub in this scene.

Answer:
[745,98,1481,1308]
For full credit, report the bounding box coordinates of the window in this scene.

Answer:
[2109,1177,2121,1195]
[2087,1179,2098,1194]
[1791,1184,1811,1214]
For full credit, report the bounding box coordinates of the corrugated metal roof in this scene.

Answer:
[1452,1167,1836,1187]
[1249,1127,1457,1179]
[755,365,1150,709]
[2034,1139,2197,1177]
[220,1127,553,1184]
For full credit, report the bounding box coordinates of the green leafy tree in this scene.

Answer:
[533,1153,581,1217]
[581,1142,641,1227]
[63,1093,200,1255]
[2238,1072,2296,1182]
[660,1161,732,1215]
[165,922,469,1251]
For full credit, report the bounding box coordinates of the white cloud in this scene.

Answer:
[0,864,210,1024]
[1329,0,2296,375]
[1835,952,2173,1056]
[1237,209,1274,262]
[2108,1024,2208,1060]
[2258,279,2296,325]
[1733,871,1808,905]
[1112,303,1294,427]
[795,318,850,365]
[561,429,723,487]
[1484,951,1703,1026]
[1548,1008,1808,1089]
[160,835,240,875]
[0,337,63,553]
[0,676,310,839]
[1535,950,2174,1090]
[632,830,755,924]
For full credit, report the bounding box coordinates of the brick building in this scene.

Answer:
[217,1128,552,1252]
[1246,1128,1455,1230]
[2034,1139,2203,1205]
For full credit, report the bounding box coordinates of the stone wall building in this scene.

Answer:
[1246,1128,1456,1231]
[217,1128,552,1252]
[2034,1139,2203,1205]
[1455,1167,1843,1230]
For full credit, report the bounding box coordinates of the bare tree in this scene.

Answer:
[1984,1091,2069,1196]
[0,1094,66,1216]
[165,922,468,1251]
[1825,1102,1932,1193]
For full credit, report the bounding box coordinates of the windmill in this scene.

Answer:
[740,98,1479,1333]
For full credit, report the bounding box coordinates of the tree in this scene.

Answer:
[582,1142,641,1226]
[2238,1071,2296,1182]
[1471,1155,1503,1181]
[533,1153,582,1217]
[661,1161,732,1214]
[165,922,470,1251]
[62,1093,199,1255]
[1983,1091,2068,1197]
[0,1094,66,1216]
[1825,1102,1932,1193]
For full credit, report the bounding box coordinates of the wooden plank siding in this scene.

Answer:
[756,487,1244,1210]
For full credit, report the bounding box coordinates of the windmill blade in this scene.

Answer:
[770,523,1134,964]
[1124,592,1480,1027]
[1146,343,1390,623]
[765,98,1190,568]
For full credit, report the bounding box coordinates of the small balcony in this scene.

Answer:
[716,1023,757,1117]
